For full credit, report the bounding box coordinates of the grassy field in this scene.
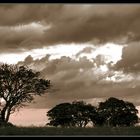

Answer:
[0,126,140,136]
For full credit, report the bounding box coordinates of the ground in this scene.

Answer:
[0,126,140,136]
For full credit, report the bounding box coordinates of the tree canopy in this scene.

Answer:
[98,97,139,127]
[0,64,51,123]
[47,103,73,127]
[47,101,97,128]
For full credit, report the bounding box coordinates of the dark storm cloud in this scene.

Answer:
[42,5,140,45]
[0,4,63,26]
[115,42,140,73]
[0,4,63,52]
[0,4,140,52]
[0,24,46,53]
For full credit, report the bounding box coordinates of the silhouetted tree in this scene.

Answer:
[0,64,50,123]
[98,97,138,127]
[47,101,97,128]
[47,103,73,127]
[71,101,97,127]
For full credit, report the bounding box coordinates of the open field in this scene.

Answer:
[0,126,140,136]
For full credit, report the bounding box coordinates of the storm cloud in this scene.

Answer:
[0,4,140,52]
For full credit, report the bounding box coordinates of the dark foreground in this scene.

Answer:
[0,126,140,136]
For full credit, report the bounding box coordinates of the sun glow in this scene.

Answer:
[0,43,124,65]
[46,43,92,60]
[91,43,124,63]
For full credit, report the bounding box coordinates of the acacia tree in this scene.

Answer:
[0,64,50,123]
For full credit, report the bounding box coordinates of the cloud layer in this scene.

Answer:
[17,52,140,108]
[0,4,140,52]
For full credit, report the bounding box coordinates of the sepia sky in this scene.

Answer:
[1,4,140,126]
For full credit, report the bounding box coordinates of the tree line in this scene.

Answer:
[47,98,139,128]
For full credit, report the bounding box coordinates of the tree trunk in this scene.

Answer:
[0,105,11,123]
[5,107,11,123]
[1,107,7,122]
